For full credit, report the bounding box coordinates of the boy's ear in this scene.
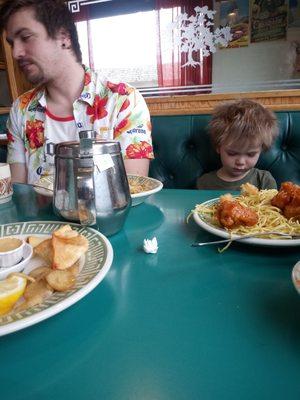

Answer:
[216,146,220,154]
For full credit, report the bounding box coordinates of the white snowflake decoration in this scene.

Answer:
[171,6,232,68]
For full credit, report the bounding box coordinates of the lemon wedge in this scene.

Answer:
[0,275,27,316]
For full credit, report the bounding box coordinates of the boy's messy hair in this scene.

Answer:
[209,99,279,151]
[0,0,82,63]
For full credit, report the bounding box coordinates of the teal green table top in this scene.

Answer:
[1,184,300,399]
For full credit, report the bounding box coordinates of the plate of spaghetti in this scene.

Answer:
[128,175,163,206]
[32,174,164,206]
[193,183,300,247]
[33,175,54,197]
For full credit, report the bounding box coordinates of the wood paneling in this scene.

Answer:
[0,107,10,114]
[146,90,300,116]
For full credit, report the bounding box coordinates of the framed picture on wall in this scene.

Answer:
[219,0,249,48]
[250,0,288,43]
[289,0,300,28]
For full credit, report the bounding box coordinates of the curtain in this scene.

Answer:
[87,21,95,70]
[69,0,213,93]
[156,0,213,89]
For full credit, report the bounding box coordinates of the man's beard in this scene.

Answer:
[19,60,45,85]
[27,72,45,85]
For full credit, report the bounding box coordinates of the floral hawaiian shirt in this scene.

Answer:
[7,66,154,183]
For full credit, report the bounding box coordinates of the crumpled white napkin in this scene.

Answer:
[143,237,158,254]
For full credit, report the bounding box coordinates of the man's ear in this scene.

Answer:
[58,28,71,48]
[216,146,220,154]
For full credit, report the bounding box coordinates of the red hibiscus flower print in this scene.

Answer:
[84,72,91,87]
[119,99,130,113]
[113,118,131,139]
[19,89,37,111]
[86,95,108,123]
[126,141,154,159]
[25,119,44,149]
[7,131,15,143]
[107,81,133,96]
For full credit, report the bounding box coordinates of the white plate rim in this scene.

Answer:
[292,261,300,294]
[128,175,163,199]
[33,176,54,197]
[33,186,53,197]
[33,175,164,199]
[0,221,113,337]
[193,197,300,247]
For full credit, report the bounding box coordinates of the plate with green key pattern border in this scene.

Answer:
[0,221,113,337]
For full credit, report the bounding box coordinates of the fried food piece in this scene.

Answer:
[284,204,300,220]
[31,226,88,269]
[68,260,80,276]
[14,282,53,311]
[240,183,259,196]
[34,239,53,266]
[29,266,52,281]
[216,194,258,229]
[27,236,48,248]
[271,182,300,220]
[52,225,88,270]
[23,279,53,303]
[53,225,79,239]
[46,269,76,291]
[271,182,293,209]
[12,226,87,313]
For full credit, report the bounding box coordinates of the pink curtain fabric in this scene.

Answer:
[156,0,213,89]
[71,0,213,92]
[156,4,181,87]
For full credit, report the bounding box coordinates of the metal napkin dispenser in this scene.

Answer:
[53,130,131,236]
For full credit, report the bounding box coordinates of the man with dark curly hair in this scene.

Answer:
[0,0,153,184]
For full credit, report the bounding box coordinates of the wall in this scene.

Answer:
[212,25,300,92]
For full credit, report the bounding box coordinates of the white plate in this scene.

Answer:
[0,221,113,337]
[193,197,300,247]
[292,261,300,295]
[33,176,53,197]
[33,175,164,206]
[128,175,163,206]
[0,242,33,280]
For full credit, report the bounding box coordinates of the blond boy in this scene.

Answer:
[197,99,279,190]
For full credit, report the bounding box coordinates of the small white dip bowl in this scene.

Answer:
[0,243,33,280]
[0,237,26,268]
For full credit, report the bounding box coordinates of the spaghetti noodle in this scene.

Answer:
[128,177,154,194]
[193,188,300,239]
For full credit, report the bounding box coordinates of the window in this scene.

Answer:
[76,11,158,88]
[71,0,300,96]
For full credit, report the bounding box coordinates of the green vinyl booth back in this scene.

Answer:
[1,111,300,189]
[150,111,300,189]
